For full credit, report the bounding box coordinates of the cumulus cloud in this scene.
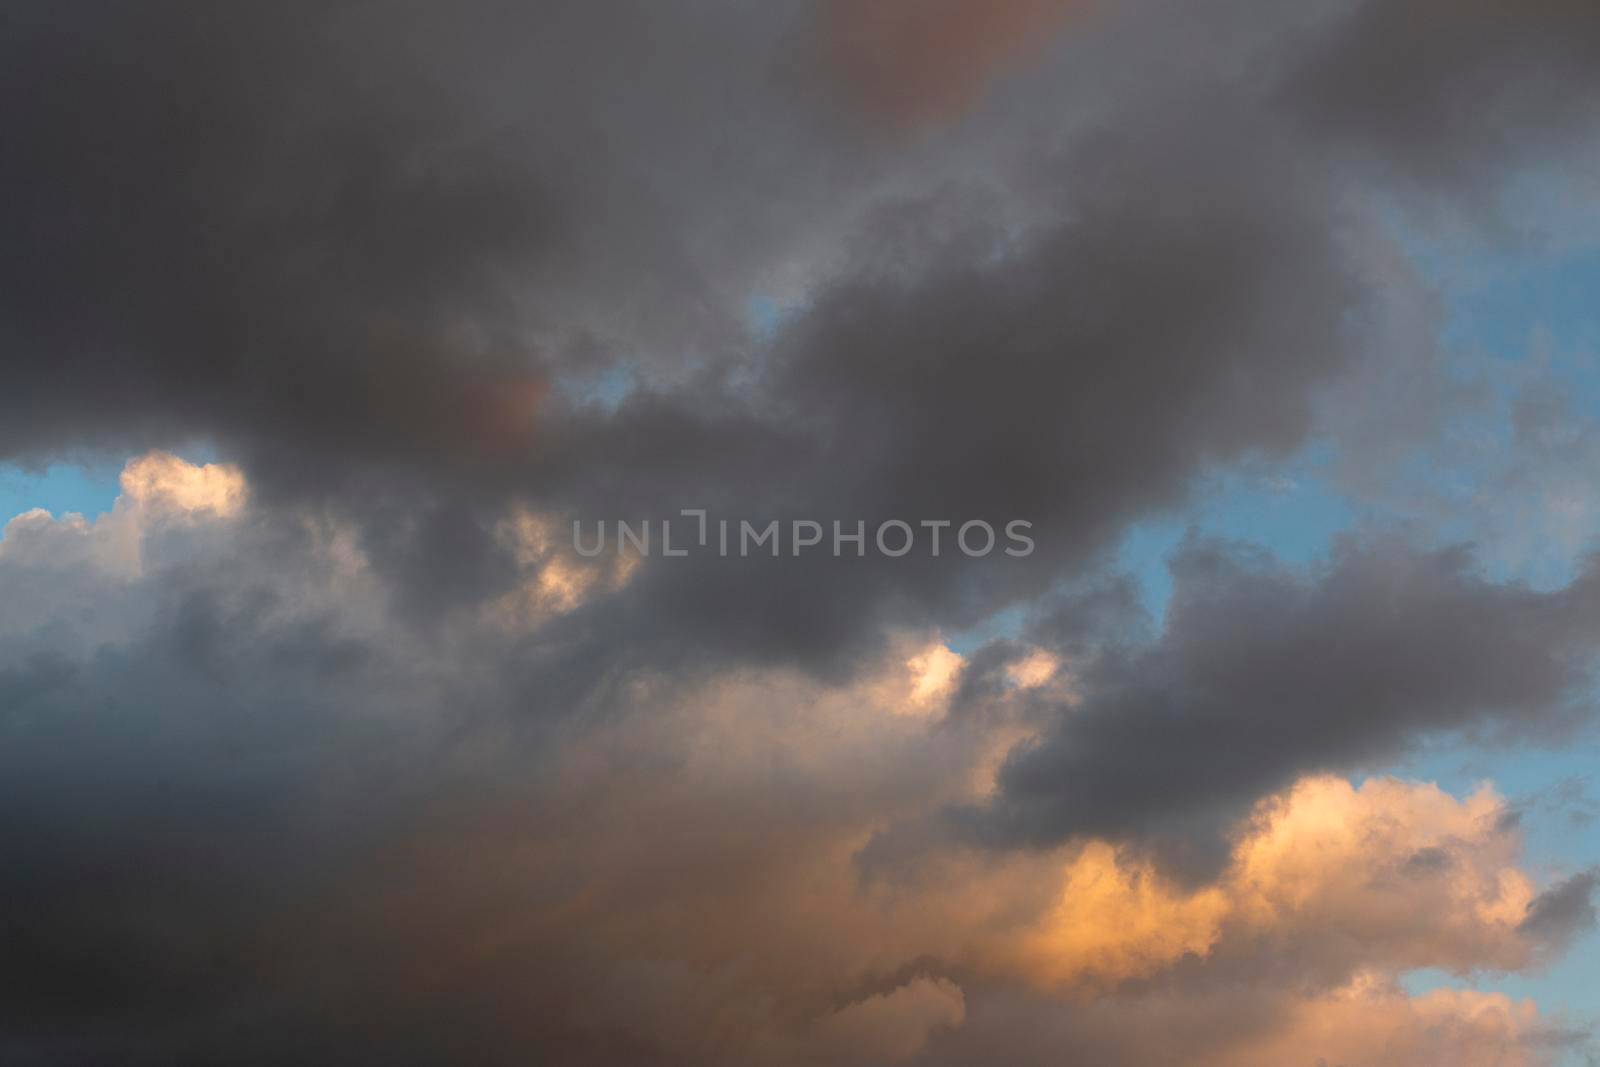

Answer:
[1,479,1591,1062]
[925,975,1574,1067]
[968,535,1600,877]
[812,978,966,1064]
[5,1,1600,1063]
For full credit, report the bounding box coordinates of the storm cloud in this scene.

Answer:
[4,1,1600,1064]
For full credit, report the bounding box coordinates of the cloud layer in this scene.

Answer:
[4,1,1600,1063]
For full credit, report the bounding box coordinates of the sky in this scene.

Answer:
[3,2,1600,1064]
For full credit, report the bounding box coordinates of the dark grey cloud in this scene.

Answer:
[0,0,867,465]
[966,536,1600,876]
[0,511,590,1066]
[1520,870,1600,950]
[2,1,543,461]
[1287,0,1600,193]
[504,69,1395,681]
[214,74,1380,683]
[11,0,1593,688]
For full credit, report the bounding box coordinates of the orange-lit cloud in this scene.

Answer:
[3,482,1585,1066]
[825,0,1089,124]
[1018,841,1231,986]
[1228,775,1539,973]
[904,640,964,711]
[1231,975,1548,1067]
[429,644,1568,1049]
[1010,775,1542,989]
[1005,648,1060,689]
[1,452,249,580]
[460,374,547,456]
[959,973,1562,1067]
[120,450,247,518]
[390,691,1572,1062]
[486,506,637,629]
[813,977,966,1064]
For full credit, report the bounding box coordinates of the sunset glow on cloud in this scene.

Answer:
[825,0,1089,123]
[3,2,1599,1064]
